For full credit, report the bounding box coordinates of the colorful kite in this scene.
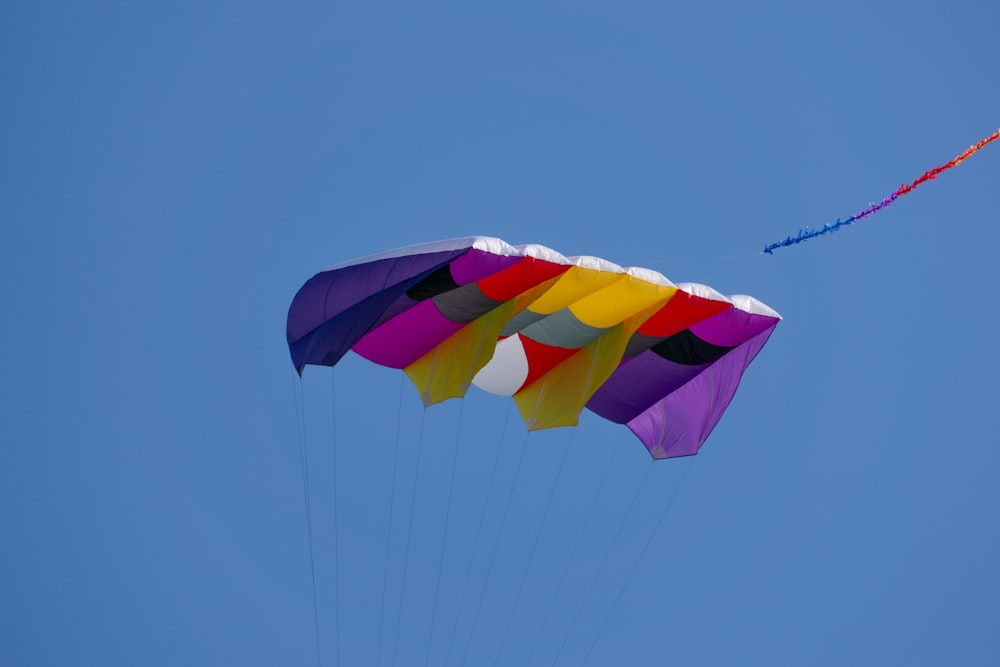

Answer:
[764,129,999,254]
[287,237,780,459]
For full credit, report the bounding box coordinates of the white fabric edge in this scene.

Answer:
[318,236,781,319]
[625,266,676,287]
[729,294,782,319]
[676,282,732,303]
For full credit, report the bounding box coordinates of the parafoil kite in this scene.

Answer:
[287,237,779,459]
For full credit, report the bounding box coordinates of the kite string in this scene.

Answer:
[390,408,427,667]
[522,430,625,666]
[422,400,466,667]
[550,458,655,666]
[763,128,1000,254]
[441,401,514,667]
[454,431,532,667]
[375,373,407,667]
[489,429,575,667]
[580,458,694,666]
[293,376,323,667]
[330,369,341,667]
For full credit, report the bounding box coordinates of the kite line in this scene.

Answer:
[763,128,999,254]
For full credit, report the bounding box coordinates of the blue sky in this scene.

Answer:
[3,2,998,665]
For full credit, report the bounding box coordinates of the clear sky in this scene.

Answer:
[3,2,998,666]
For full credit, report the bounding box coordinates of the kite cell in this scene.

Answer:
[287,237,780,459]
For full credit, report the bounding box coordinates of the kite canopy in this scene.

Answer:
[287,237,779,459]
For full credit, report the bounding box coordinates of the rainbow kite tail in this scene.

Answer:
[764,128,999,254]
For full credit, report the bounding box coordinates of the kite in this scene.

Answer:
[764,128,999,254]
[287,237,780,459]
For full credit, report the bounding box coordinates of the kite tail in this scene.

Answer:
[763,128,1000,254]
